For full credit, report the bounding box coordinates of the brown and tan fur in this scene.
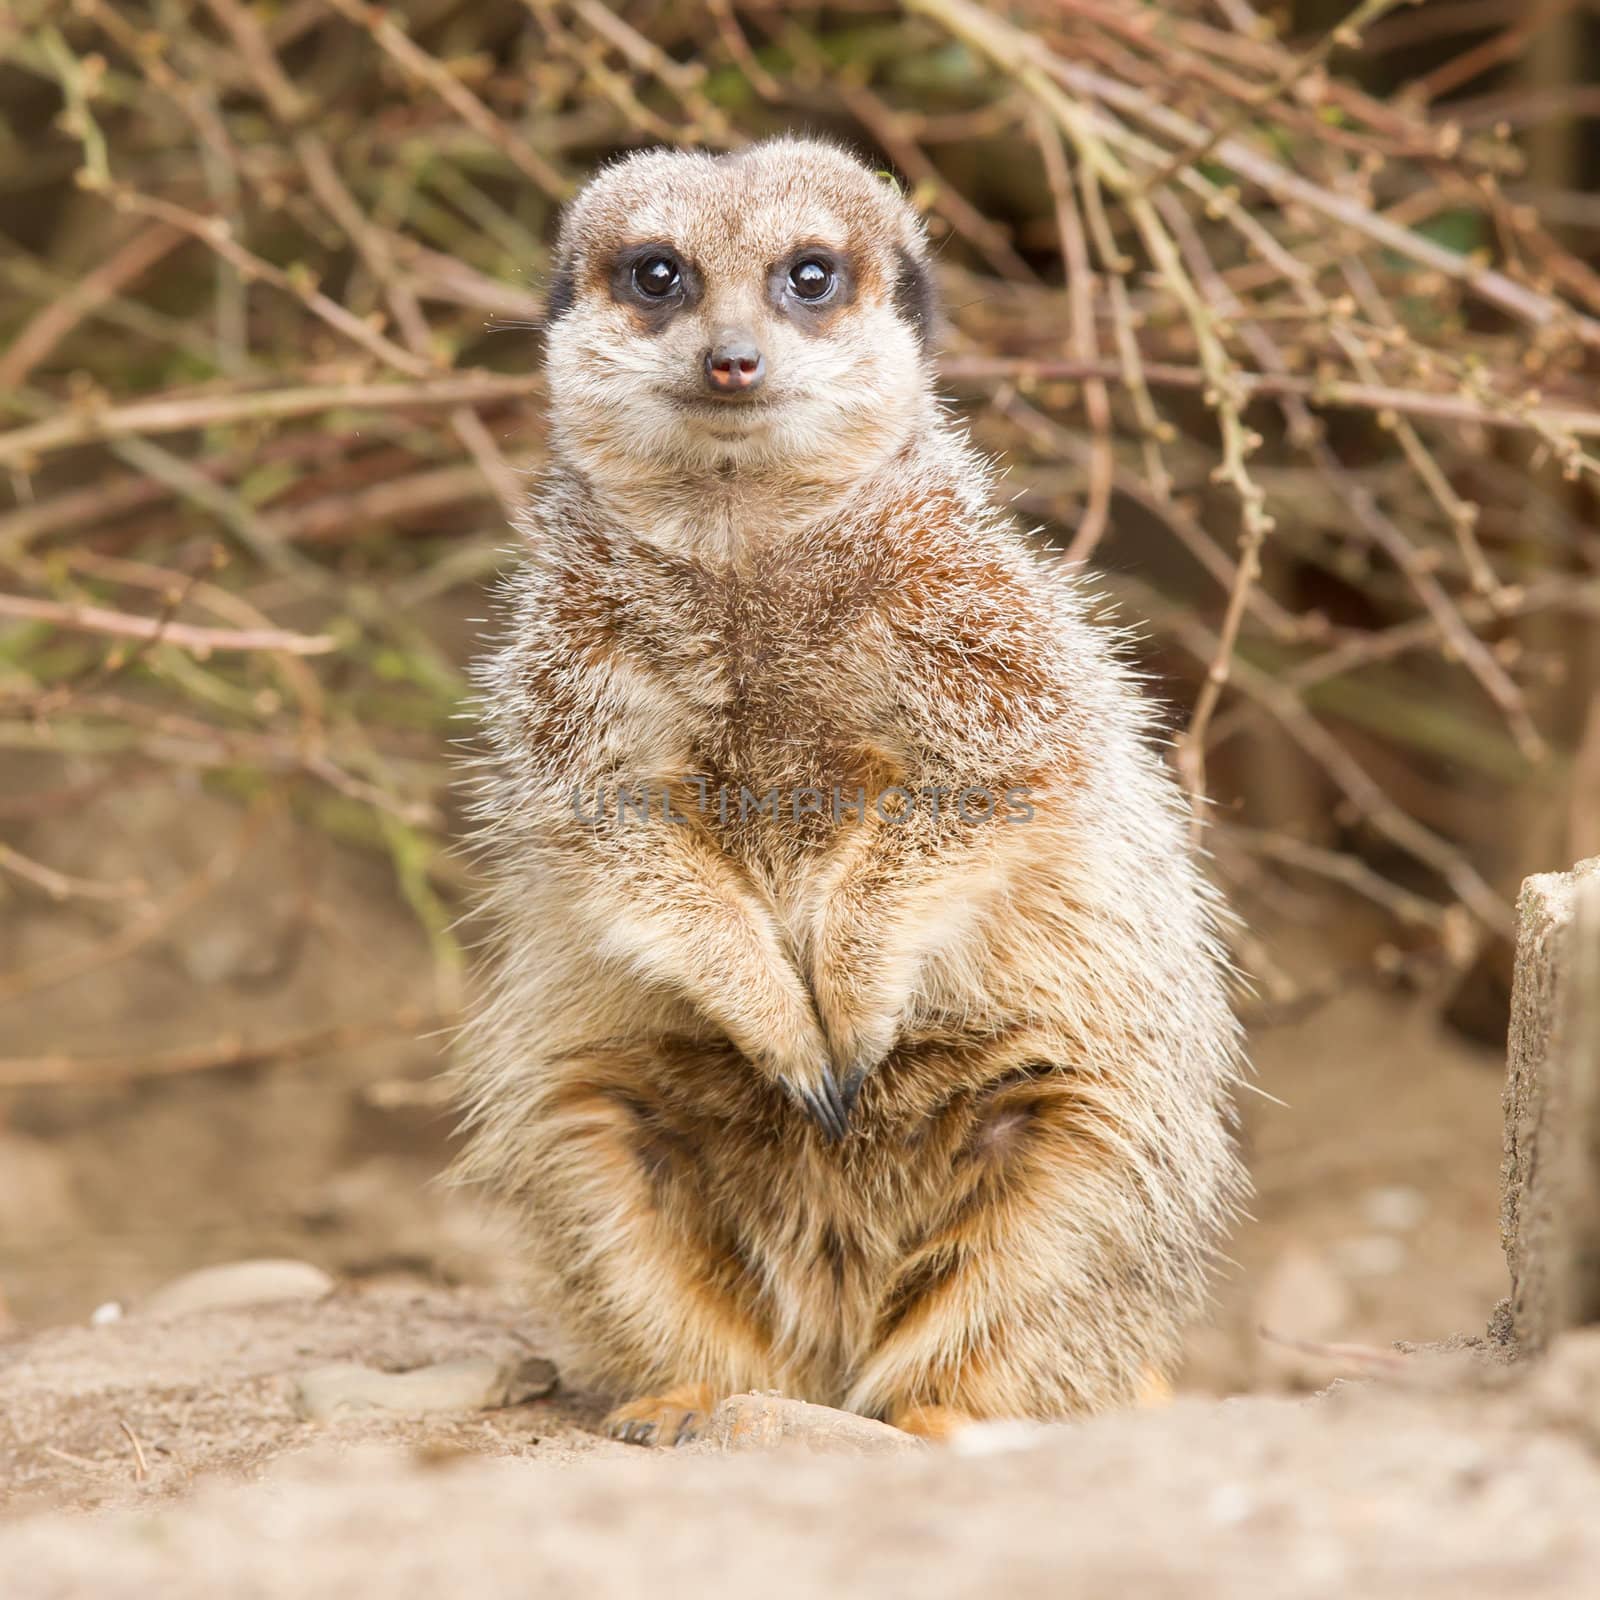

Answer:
[453,139,1246,1444]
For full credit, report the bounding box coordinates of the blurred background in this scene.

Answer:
[1,0,1596,1392]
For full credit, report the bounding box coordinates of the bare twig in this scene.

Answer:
[0,594,336,657]
[0,372,540,466]
[0,1010,449,1088]
[0,844,146,903]
[1030,107,1113,560]
[116,1419,149,1483]
[323,0,569,199]
[0,224,185,392]
[1132,0,1412,199]
[0,810,260,1006]
[942,357,1600,439]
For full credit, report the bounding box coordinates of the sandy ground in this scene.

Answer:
[0,1287,617,1508]
[4,1284,1600,1598]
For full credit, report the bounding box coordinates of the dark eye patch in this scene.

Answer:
[610,242,702,325]
[768,246,856,329]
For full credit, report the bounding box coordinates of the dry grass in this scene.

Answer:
[2,0,1598,1043]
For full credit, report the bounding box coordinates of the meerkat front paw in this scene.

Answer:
[810,981,903,1113]
[604,1383,719,1447]
[779,1060,859,1142]
[756,1023,858,1142]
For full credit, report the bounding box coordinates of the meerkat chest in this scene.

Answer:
[692,567,898,799]
[584,534,922,843]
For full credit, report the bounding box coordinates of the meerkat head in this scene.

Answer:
[541,138,938,502]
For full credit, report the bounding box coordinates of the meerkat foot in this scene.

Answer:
[1135,1367,1174,1408]
[604,1383,719,1448]
[886,1402,977,1442]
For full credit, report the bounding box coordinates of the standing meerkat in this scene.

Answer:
[455,137,1246,1444]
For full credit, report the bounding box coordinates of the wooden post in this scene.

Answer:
[1502,857,1600,1352]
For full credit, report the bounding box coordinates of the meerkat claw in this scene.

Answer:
[792,1071,850,1141]
[820,1069,851,1138]
[605,1390,713,1447]
[804,1086,843,1142]
[839,1066,866,1119]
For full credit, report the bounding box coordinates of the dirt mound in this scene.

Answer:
[0,1285,615,1512]
[5,1285,1600,1598]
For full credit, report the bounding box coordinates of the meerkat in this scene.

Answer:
[454,137,1246,1445]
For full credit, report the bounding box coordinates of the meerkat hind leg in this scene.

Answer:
[848,1061,1192,1430]
[523,1058,783,1449]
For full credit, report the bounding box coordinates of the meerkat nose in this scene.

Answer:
[704,336,766,395]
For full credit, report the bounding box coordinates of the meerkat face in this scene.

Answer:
[542,139,938,497]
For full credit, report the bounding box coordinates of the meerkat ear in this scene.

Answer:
[893,246,938,352]
[544,250,577,325]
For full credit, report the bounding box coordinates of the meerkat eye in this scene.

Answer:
[788,258,835,301]
[633,254,682,298]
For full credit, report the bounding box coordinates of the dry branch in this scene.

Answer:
[0,373,541,466]
[0,594,336,656]
[941,357,1600,439]
[0,1010,449,1089]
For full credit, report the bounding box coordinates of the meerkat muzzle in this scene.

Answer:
[704,336,765,394]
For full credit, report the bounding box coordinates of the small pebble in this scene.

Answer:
[948,1418,1047,1458]
[138,1259,335,1319]
[1255,1247,1352,1339]
[293,1356,558,1422]
[89,1301,124,1326]
[1333,1234,1409,1277]
[692,1394,923,1455]
[1362,1185,1428,1233]
[1206,1482,1257,1527]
